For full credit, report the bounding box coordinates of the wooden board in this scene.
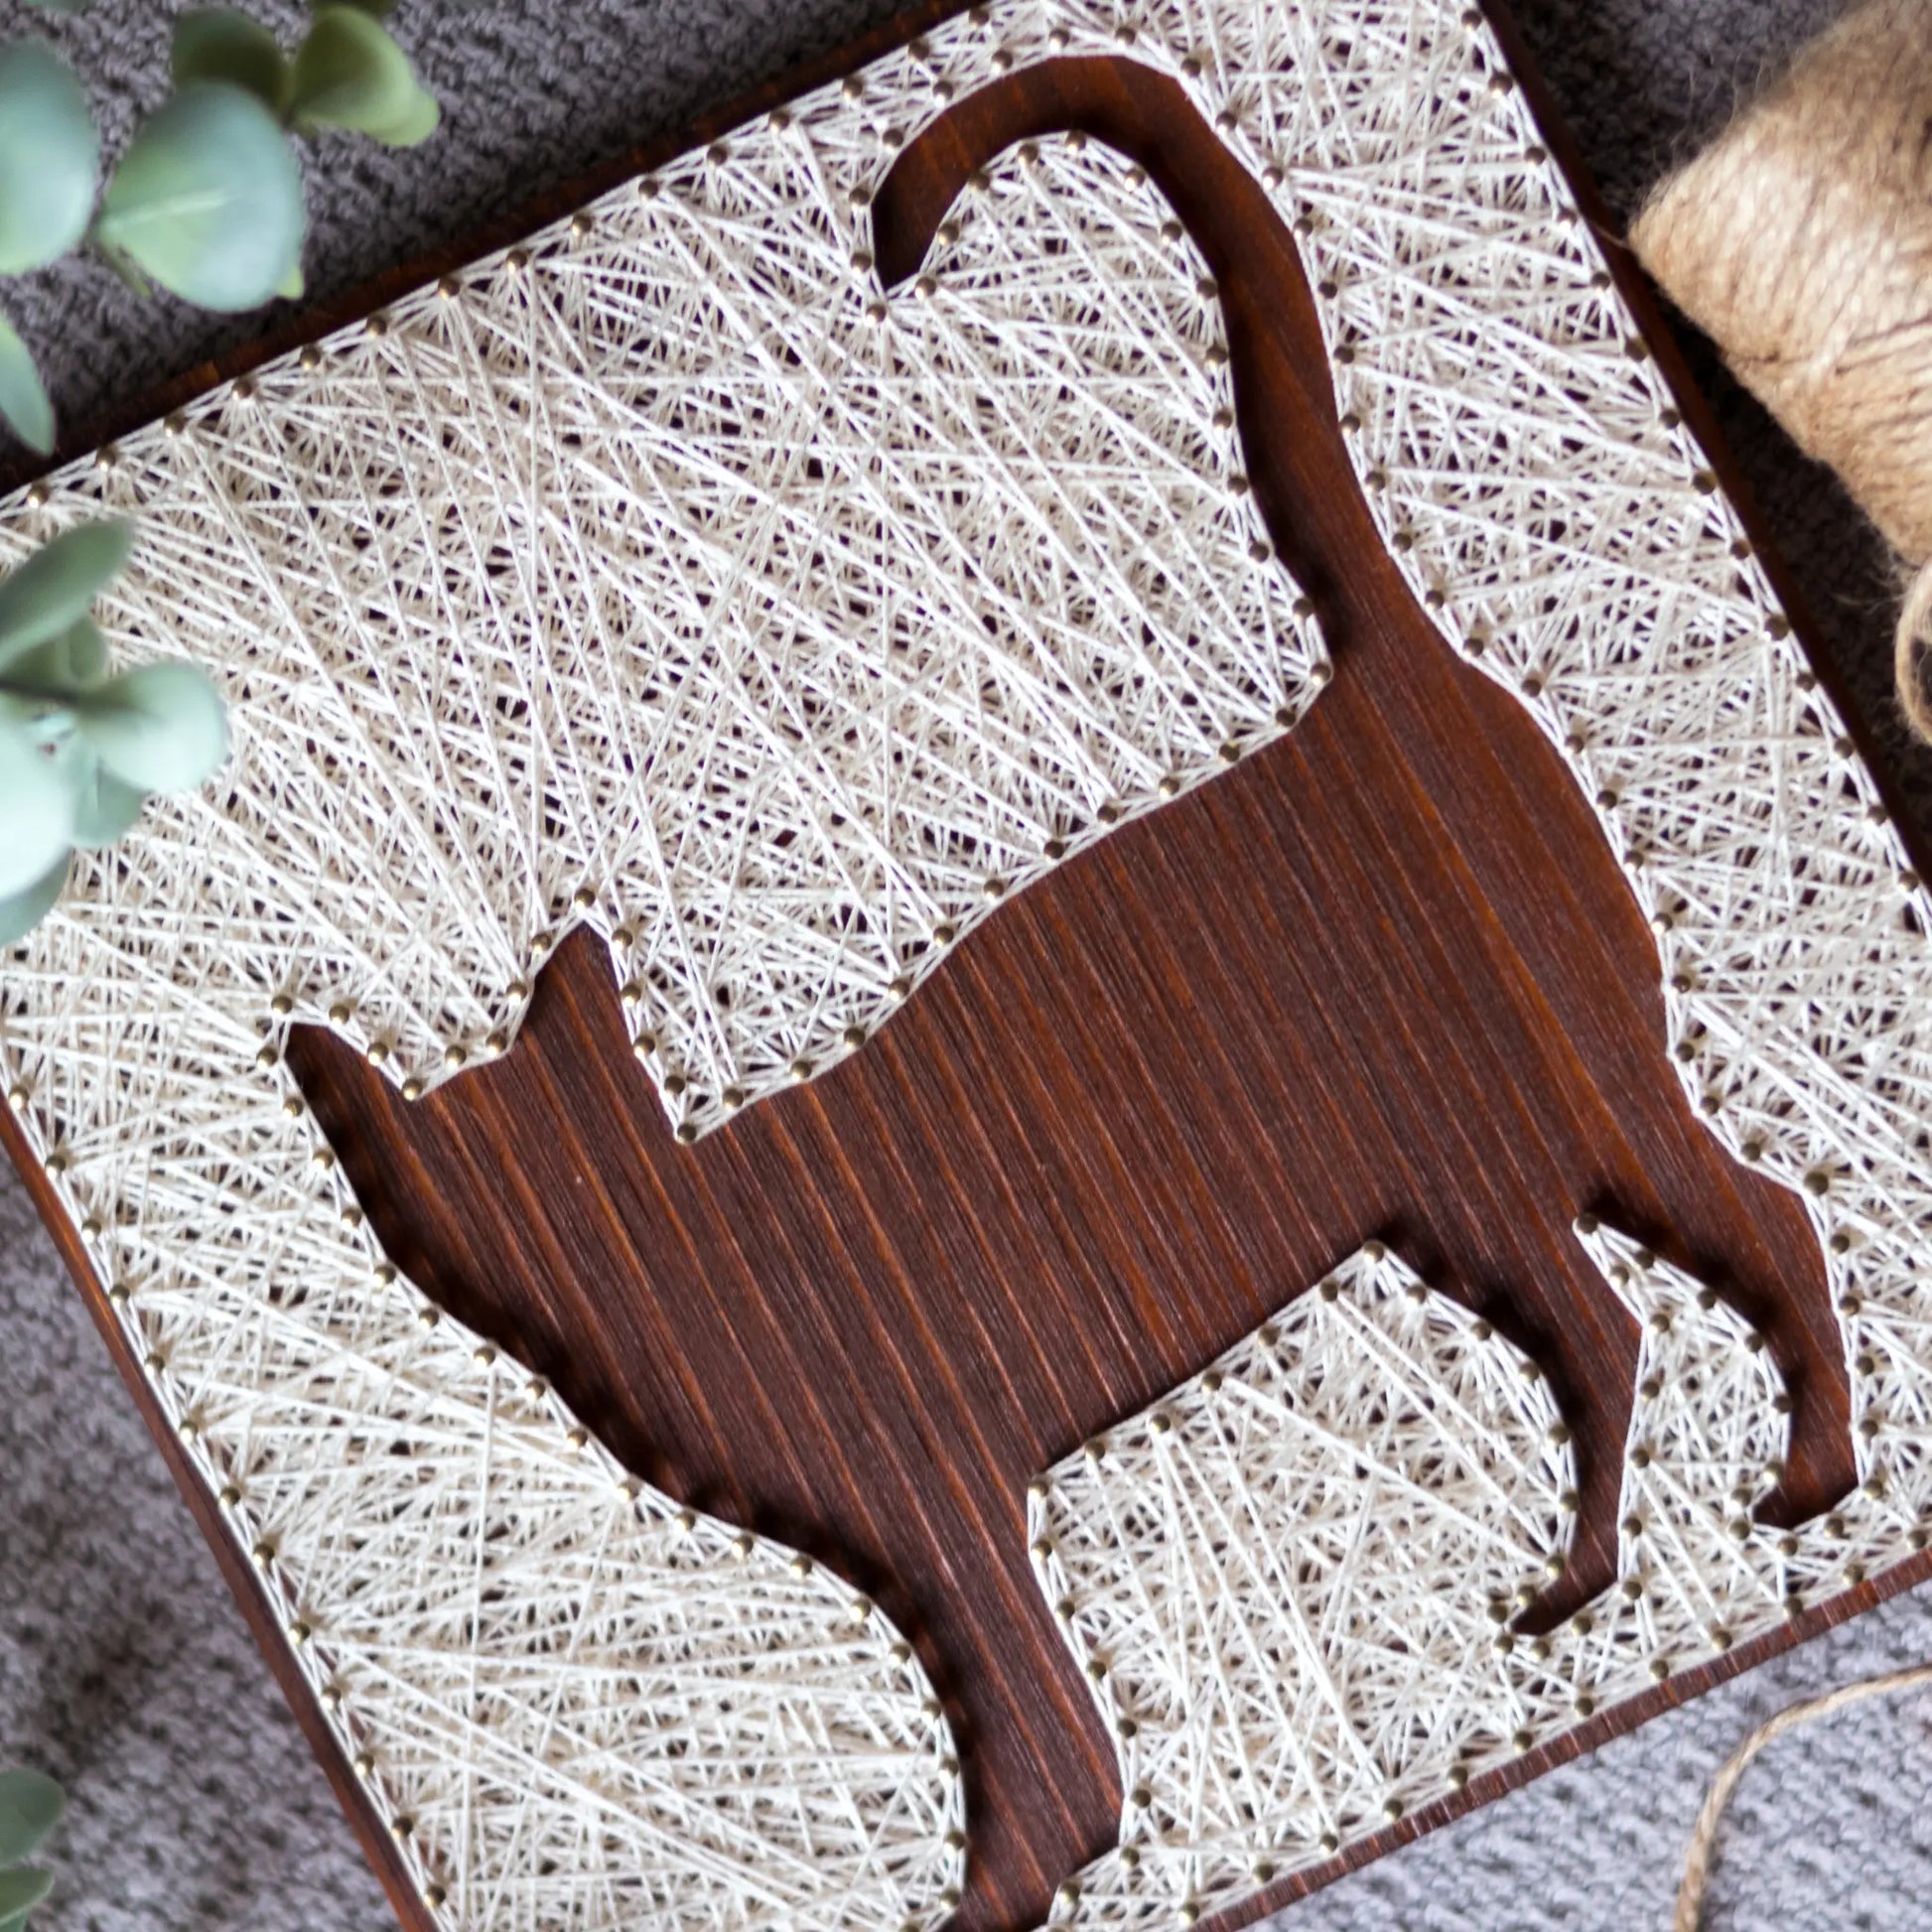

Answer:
[6,7,1926,1932]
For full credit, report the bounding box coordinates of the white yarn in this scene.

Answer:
[0,48,1311,1932]
[1029,1245,1573,1920]
[0,0,1928,1928]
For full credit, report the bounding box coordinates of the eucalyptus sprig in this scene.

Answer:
[0,1768,63,1932]
[0,0,440,454]
[0,2,439,946]
[0,520,229,945]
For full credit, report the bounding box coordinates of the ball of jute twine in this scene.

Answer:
[1632,0,1932,740]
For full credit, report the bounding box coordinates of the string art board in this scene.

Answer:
[4,1,1931,1929]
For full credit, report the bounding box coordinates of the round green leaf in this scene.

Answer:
[4,617,108,696]
[93,84,305,313]
[365,82,438,148]
[69,757,145,847]
[0,1770,63,1867]
[0,1867,53,1923]
[290,7,438,147]
[0,719,75,896]
[0,41,97,275]
[0,310,53,456]
[0,854,66,948]
[172,10,290,116]
[75,660,227,792]
[0,521,132,666]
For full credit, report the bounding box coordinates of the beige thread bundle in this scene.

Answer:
[1632,0,1932,740]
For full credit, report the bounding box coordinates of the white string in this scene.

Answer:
[1030,1244,1574,1921]
[0,3,1927,1929]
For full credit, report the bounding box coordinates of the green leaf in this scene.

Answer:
[0,851,66,947]
[0,719,75,896]
[74,660,227,792]
[0,311,53,456]
[0,1867,53,1923]
[172,11,290,117]
[0,41,98,276]
[290,8,438,148]
[4,618,108,696]
[69,756,145,847]
[0,521,132,665]
[364,83,438,149]
[0,1769,63,1866]
[93,84,305,313]
[275,260,305,301]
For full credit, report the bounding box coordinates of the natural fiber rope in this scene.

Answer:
[1899,562,1932,743]
[1631,0,1932,740]
[1674,1662,1932,1930]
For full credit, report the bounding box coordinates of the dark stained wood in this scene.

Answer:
[8,10,1930,1932]
[285,54,1858,1932]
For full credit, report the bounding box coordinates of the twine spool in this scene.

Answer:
[1631,0,1932,740]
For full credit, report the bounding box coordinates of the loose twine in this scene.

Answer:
[1674,1661,1932,1928]
[1632,0,1932,740]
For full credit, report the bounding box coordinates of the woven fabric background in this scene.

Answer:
[2,2,1927,1928]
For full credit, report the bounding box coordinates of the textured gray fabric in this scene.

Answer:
[1,2,1926,1928]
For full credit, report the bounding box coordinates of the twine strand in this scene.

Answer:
[1898,561,1932,742]
[1675,1662,1932,1930]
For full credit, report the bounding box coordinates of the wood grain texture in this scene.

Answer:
[7,9,1929,1932]
[291,52,1856,1929]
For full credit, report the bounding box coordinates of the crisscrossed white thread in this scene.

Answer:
[0,0,1926,1928]
[1028,1245,1575,1910]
